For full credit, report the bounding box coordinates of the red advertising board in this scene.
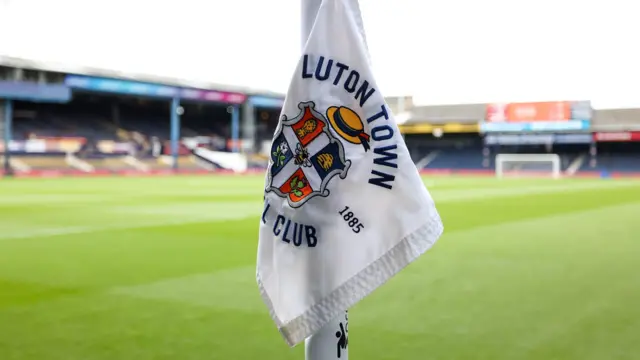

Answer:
[486,101,571,123]
[593,132,640,142]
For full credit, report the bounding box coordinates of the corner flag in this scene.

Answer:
[257,0,443,347]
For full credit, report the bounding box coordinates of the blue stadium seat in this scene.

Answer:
[425,148,485,170]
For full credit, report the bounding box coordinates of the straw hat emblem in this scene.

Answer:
[326,106,370,151]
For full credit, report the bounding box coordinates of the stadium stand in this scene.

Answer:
[589,142,640,173]
[79,155,133,172]
[175,155,203,170]
[1,62,638,177]
[399,103,486,125]
[13,154,71,171]
[396,99,639,176]
[426,149,485,170]
[593,108,640,128]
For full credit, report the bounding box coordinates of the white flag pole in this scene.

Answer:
[301,1,349,359]
[300,0,374,357]
[305,311,349,360]
[300,0,322,49]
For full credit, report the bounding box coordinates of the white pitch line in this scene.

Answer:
[0,194,110,205]
[109,202,640,315]
[1,180,637,241]
[0,214,256,242]
[0,189,264,205]
[431,180,640,203]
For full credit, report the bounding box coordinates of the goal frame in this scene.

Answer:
[495,153,562,179]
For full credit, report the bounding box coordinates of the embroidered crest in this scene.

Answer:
[266,101,351,208]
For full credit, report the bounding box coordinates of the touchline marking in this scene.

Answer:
[0,214,255,241]
[1,180,636,241]
[432,180,640,202]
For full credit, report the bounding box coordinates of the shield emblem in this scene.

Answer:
[266,101,351,208]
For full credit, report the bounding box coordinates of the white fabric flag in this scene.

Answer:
[257,0,443,347]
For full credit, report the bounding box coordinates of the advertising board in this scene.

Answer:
[485,133,592,145]
[65,75,246,104]
[483,101,592,132]
[593,132,640,142]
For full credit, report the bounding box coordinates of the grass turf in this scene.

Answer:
[0,175,638,360]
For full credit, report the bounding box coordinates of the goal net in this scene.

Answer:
[495,154,562,179]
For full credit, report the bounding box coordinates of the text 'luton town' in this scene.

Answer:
[302,54,398,190]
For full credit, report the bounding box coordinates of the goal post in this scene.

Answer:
[495,153,562,179]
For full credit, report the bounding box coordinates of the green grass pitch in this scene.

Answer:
[0,175,639,360]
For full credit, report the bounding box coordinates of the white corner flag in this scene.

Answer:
[257,0,444,348]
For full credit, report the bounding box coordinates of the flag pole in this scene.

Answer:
[300,0,322,49]
[305,311,349,360]
[301,0,349,359]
